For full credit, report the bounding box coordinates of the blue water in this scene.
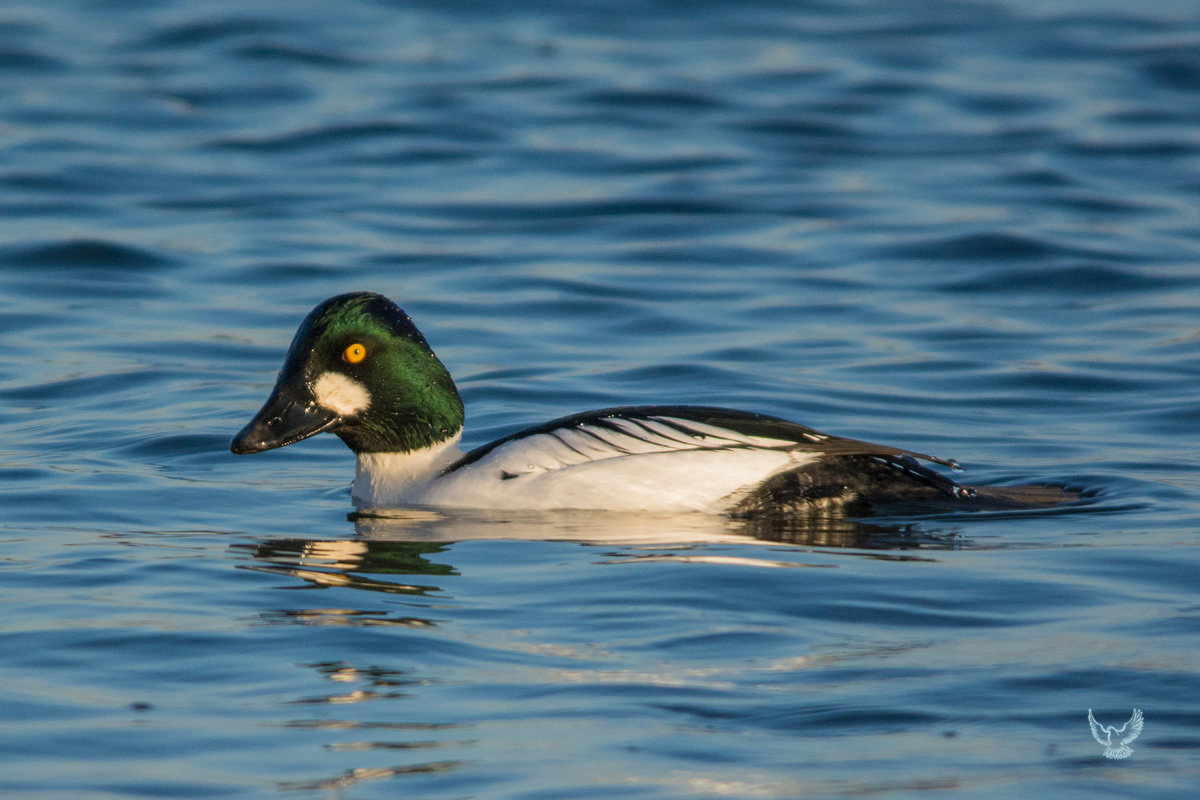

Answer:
[2,1,1199,797]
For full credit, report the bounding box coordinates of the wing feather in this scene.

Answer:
[656,416,795,448]
[635,417,715,447]
[604,417,691,450]
[444,405,954,479]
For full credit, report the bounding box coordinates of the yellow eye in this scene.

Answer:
[343,343,367,364]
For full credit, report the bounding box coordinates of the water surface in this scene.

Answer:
[2,1,1199,798]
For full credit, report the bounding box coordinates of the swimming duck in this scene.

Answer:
[231,292,1070,516]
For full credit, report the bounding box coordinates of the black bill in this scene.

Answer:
[230,381,339,454]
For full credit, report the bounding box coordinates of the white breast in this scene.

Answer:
[351,436,464,510]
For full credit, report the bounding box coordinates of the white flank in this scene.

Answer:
[313,371,371,416]
[411,447,812,513]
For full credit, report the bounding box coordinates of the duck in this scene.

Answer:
[231,292,1072,516]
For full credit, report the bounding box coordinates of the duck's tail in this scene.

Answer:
[730,453,1080,517]
[961,482,1080,510]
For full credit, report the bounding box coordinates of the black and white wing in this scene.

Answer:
[423,406,961,514]
[424,405,1071,515]
[447,405,955,474]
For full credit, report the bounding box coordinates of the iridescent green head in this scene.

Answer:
[231,292,464,455]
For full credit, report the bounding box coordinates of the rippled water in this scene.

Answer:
[2,1,1199,797]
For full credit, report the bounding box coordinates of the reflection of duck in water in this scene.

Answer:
[232,292,1074,517]
[349,509,963,550]
[236,519,953,611]
[236,536,453,601]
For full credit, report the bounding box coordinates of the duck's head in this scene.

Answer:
[231,292,463,456]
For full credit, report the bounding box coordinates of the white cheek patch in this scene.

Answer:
[312,371,371,416]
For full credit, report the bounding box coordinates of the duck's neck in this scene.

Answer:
[350,434,464,510]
